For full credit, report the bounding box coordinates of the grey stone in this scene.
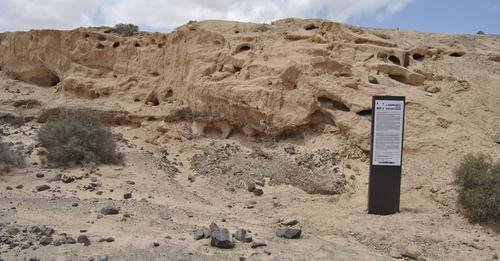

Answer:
[402,246,421,259]
[247,182,256,192]
[194,229,205,240]
[100,206,119,215]
[64,237,76,244]
[77,235,91,246]
[233,228,252,243]
[276,228,301,239]
[99,256,108,261]
[62,175,75,183]
[284,146,296,155]
[368,75,379,84]
[39,236,53,245]
[280,218,299,226]
[209,223,234,249]
[253,188,263,196]
[35,184,50,192]
[494,134,500,144]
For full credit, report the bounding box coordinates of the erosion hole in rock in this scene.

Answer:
[412,53,424,61]
[304,24,319,30]
[317,96,350,112]
[449,52,464,57]
[203,125,223,138]
[236,44,251,53]
[145,93,160,106]
[112,41,120,48]
[356,109,372,117]
[15,67,61,87]
[388,74,407,84]
[134,42,141,47]
[309,110,334,126]
[13,99,42,109]
[388,56,401,65]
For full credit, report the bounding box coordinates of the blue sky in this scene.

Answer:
[0,0,499,34]
[349,0,500,34]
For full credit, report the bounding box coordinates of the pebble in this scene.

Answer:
[99,256,108,261]
[15,185,23,189]
[194,229,205,240]
[100,206,120,215]
[72,203,79,207]
[276,228,301,239]
[35,173,44,178]
[123,192,132,199]
[153,242,160,247]
[35,184,50,192]
[6,186,13,190]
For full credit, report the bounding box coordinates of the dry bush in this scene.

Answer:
[37,111,122,166]
[113,23,139,36]
[0,137,25,172]
[454,153,500,227]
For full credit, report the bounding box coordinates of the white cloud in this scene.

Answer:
[0,0,412,32]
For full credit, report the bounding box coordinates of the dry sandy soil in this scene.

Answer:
[0,18,499,260]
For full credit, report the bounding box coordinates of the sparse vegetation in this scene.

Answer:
[0,137,24,172]
[37,111,122,166]
[454,153,500,227]
[113,23,139,36]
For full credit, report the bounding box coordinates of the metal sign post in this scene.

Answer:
[368,96,406,215]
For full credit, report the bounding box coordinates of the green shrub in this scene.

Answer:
[113,23,139,36]
[454,153,500,227]
[0,137,25,172]
[37,111,122,166]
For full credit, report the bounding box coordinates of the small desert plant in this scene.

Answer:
[113,23,139,36]
[37,111,122,166]
[454,153,500,227]
[0,137,25,172]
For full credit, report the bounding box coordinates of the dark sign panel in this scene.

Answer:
[368,96,405,215]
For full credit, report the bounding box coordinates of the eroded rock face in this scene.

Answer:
[0,19,497,153]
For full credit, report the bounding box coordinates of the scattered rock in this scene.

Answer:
[72,203,79,207]
[77,235,91,246]
[234,228,252,243]
[494,134,500,144]
[251,241,267,248]
[284,146,296,155]
[153,242,160,247]
[247,182,256,192]
[194,229,205,240]
[188,175,196,182]
[402,246,421,259]
[253,188,264,196]
[123,192,132,199]
[64,236,76,244]
[425,85,440,93]
[276,228,301,239]
[5,227,20,235]
[493,254,498,260]
[99,256,108,261]
[100,206,120,215]
[39,236,53,245]
[62,175,75,183]
[368,75,378,84]
[15,184,23,189]
[430,188,439,193]
[210,223,234,249]
[280,218,299,226]
[6,186,13,190]
[35,173,44,178]
[35,184,50,192]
